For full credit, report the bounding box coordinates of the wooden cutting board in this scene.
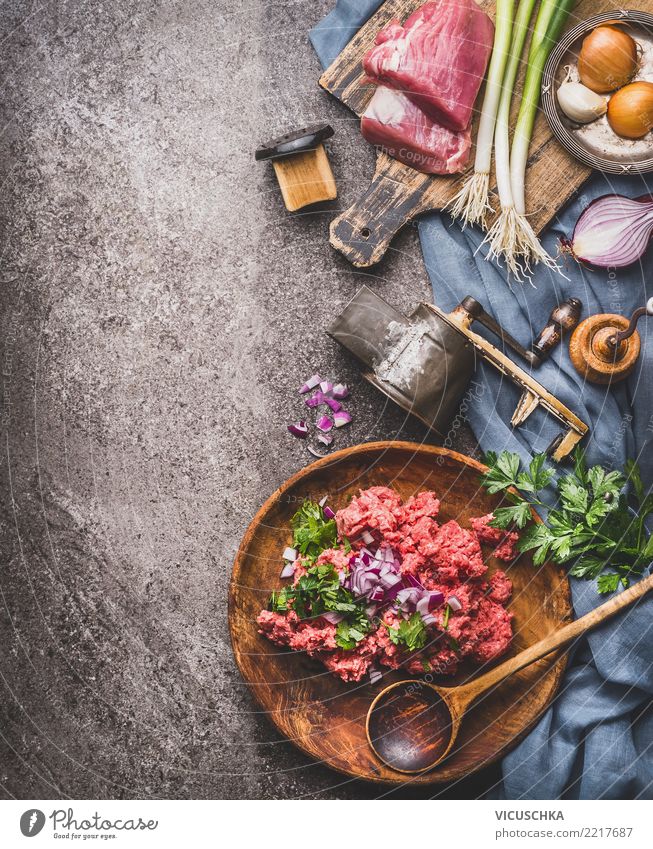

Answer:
[319,0,627,267]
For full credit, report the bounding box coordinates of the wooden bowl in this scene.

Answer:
[228,442,572,784]
[541,10,653,175]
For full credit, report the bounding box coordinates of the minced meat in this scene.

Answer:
[257,486,515,683]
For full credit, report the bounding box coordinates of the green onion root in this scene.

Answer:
[447,0,514,227]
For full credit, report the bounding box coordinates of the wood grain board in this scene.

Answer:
[319,0,648,267]
[229,442,572,784]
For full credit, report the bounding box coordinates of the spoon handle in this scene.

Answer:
[452,569,653,709]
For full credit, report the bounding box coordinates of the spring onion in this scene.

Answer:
[482,0,541,278]
[448,0,514,226]
[507,0,576,272]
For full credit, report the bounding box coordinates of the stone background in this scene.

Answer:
[0,0,494,799]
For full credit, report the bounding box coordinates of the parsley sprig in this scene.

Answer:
[290,501,338,562]
[481,450,653,594]
[268,562,373,650]
[385,612,428,652]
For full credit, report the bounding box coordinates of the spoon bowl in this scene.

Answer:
[366,680,459,773]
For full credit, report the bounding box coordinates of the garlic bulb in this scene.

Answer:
[557,80,608,124]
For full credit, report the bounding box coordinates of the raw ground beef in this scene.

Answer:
[257,487,516,683]
[471,513,520,562]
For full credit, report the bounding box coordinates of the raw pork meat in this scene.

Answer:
[362,0,494,131]
[361,86,472,174]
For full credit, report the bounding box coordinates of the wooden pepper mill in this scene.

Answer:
[255,124,337,212]
[569,297,653,384]
[531,298,582,361]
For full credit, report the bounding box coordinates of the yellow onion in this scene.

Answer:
[578,25,638,93]
[607,81,653,139]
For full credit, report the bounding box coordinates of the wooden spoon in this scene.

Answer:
[367,571,653,773]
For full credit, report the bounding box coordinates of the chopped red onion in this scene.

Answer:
[416,596,431,617]
[365,604,378,618]
[319,380,333,395]
[404,574,425,590]
[323,506,336,520]
[369,666,383,685]
[421,613,437,626]
[447,595,462,612]
[324,396,342,413]
[317,432,334,446]
[318,495,328,507]
[361,530,374,545]
[305,391,324,409]
[379,570,402,589]
[333,410,352,428]
[280,562,296,578]
[307,446,328,459]
[282,547,297,561]
[287,420,309,439]
[321,611,344,625]
[316,415,333,433]
[299,373,322,394]
[332,383,349,399]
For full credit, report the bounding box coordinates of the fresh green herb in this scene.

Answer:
[290,501,337,561]
[336,611,374,650]
[268,562,372,650]
[421,659,432,673]
[385,612,428,653]
[481,449,653,594]
[442,603,451,630]
[448,636,461,653]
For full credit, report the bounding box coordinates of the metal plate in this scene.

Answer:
[542,10,653,175]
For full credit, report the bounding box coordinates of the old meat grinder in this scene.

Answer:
[329,287,588,462]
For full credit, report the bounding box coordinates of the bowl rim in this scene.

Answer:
[541,9,653,175]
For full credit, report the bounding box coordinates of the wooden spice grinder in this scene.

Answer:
[569,297,653,384]
[255,124,337,212]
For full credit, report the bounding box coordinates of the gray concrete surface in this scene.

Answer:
[0,0,487,799]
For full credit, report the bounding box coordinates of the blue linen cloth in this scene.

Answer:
[311,1,653,800]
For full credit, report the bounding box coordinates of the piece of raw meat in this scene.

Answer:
[361,86,471,174]
[362,0,494,132]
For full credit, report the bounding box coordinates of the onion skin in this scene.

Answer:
[578,26,638,93]
[607,81,653,139]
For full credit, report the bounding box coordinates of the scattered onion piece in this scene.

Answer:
[319,380,333,395]
[316,415,333,432]
[282,547,297,562]
[421,613,437,626]
[332,383,349,399]
[323,506,336,520]
[369,666,383,685]
[299,373,322,394]
[361,530,374,545]
[317,432,333,446]
[321,611,344,625]
[448,595,462,612]
[318,495,328,507]
[305,391,324,408]
[333,410,352,427]
[287,420,309,439]
[280,562,296,579]
[307,446,328,459]
[324,396,342,413]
